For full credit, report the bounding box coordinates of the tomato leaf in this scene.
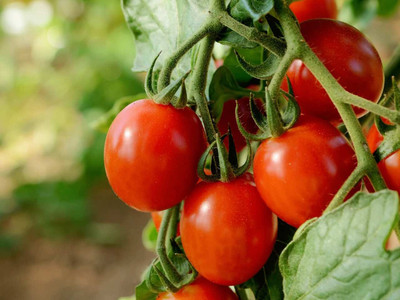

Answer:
[122,0,218,82]
[229,0,274,23]
[280,190,400,300]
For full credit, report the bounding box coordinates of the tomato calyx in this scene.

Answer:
[236,83,300,141]
[234,49,281,80]
[198,131,251,183]
[145,52,190,108]
[372,82,400,163]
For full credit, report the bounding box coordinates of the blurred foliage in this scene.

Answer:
[0,0,144,253]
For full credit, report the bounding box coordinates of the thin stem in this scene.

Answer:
[157,21,215,91]
[156,205,183,285]
[324,165,365,214]
[189,34,220,143]
[268,49,298,100]
[216,11,286,58]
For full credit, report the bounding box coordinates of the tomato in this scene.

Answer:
[156,277,238,300]
[290,0,337,23]
[367,122,400,194]
[217,97,263,151]
[253,115,357,228]
[282,19,384,124]
[104,99,207,212]
[180,174,277,286]
[151,211,181,236]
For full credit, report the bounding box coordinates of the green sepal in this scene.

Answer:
[281,91,300,130]
[235,100,271,141]
[154,71,190,106]
[266,88,284,137]
[232,138,252,177]
[145,52,161,98]
[171,80,188,108]
[249,93,268,130]
[92,94,147,133]
[197,141,220,182]
[135,270,158,300]
[373,118,400,163]
[228,127,239,169]
[393,76,400,111]
[235,50,281,80]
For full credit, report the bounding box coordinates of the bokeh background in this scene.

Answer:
[0,0,399,299]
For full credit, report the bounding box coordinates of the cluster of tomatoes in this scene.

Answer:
[104,0,399,298]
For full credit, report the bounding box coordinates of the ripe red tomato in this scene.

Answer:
[217,97,263,151]
[156,277,238,300]
[180,174,277,286]
[104,99,207,212]
[367,123,400,194]
[253,115,357,228]
[290,0,337,23]
[282,19,384,124]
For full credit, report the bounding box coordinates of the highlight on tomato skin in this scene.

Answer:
[104,99,207,212]
[282,19,384,124]
[366,122,400,194]
[180,173,277,286]
[289,0,338,23]
[156,277,238,300]
[253,115,358,228]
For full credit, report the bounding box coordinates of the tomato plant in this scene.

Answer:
[282,19,384,124]
[367,123,400,194]
[289,0,337,23]
[104,99,206,212]
[180,174,277,286]
[156,277,238,300]
[253,115,358,228]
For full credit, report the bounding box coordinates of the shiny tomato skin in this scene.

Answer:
[367,123,400,194]
[156,277,238,300]
[290,0,337,23]
[283,19,384,124]
[217,97,263,151]
[180,174,278,286]
[104,99,207,212]
[253,115,357,228]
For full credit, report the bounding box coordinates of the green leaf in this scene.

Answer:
[229,0,274,23]
[142,219,158,251]
[135,279,158,300]
[280,190,400,300]
[121,0,217,81]
[377,0,400,16]
[209,66,264,121]
[91,94,147,132]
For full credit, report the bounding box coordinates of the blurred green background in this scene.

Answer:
[0,0,399,299]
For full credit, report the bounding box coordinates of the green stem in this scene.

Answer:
[189,34,220,143]
[384,44,400,94]
[157,21,215,91]
[215,10,286,58]
[324,165,365,214]
[156,205,182,285]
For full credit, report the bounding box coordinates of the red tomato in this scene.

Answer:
[367,123,400,194]
[104,99,207,212]
[290,0,337,23]
[157,277,238,300]
[253,115,357,228]
[217,97,263,151]
[180,174,277,286]
[151,211,181,236]
[282,19,384,124]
